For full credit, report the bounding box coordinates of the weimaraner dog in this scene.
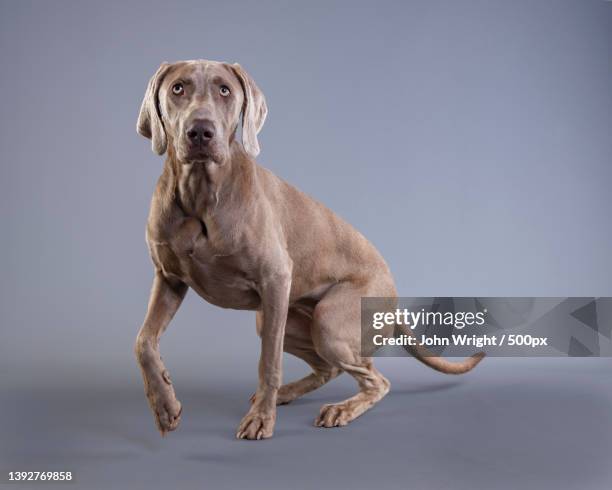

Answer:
[135,59,484,440]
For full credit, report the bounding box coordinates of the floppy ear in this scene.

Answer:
[137,62,171,155]
[231,63,268,158]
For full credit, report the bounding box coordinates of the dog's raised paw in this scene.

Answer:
[155,399,182,435]
[146,387,182,435]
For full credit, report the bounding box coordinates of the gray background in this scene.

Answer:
[1,0,611,489]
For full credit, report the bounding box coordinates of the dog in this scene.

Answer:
[134,59,484,440]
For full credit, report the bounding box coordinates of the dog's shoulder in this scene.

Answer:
[145,167,181,241]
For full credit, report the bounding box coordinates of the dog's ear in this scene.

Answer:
[231,63,268,158]
[137,62,171,155]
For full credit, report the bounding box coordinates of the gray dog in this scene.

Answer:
[135,59,484,440]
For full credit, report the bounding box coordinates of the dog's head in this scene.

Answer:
[137,60,267,163]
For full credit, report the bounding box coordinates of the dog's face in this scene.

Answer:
[137,60,267,163]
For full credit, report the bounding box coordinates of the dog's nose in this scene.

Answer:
[186,120,216,144]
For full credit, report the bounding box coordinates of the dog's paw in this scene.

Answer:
[314,403,353,428]
[153,396,182,435]
[236,410,275,440]
[146,376,182,435]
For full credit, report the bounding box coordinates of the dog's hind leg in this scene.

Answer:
[251,310,341,406]
[311,281,391,428]
[277,349,342,405]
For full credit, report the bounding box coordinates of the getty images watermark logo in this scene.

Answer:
[372,307,487,330]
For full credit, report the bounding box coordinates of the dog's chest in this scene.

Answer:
[148,212,261,311]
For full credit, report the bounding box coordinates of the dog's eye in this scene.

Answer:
[219,85,231,97]
[172,83,184,95]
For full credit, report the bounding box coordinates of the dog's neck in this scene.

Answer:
[163,141,256,219]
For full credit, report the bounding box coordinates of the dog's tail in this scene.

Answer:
[395,323,485,374]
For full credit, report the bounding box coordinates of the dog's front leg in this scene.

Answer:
[135,272,187,435]
[237,270,291,440]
